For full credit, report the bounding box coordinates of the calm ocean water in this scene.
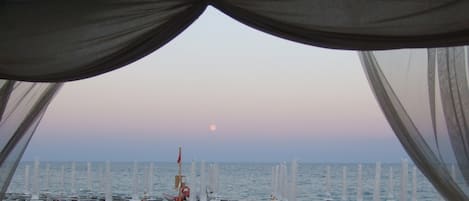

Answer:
[8,162,442,201]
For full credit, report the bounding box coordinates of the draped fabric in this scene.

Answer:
[2,0,469,200]
[3,0,469,81]
[0,0,207,82]
[0,82,61,200]
[213,0,469,50]
[360,47,469,200]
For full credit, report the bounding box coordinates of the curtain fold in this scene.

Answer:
[211,0,469,50]
[360,47,469,200]
[0,82,61,200]
[0,0,207,82]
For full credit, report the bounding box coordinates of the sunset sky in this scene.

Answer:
[23,7,406,163]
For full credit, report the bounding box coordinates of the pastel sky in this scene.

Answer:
[23,7,407,163]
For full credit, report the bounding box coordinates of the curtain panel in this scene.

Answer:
[0,82,61,200]
[360,47,469,200]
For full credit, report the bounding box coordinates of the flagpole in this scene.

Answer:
[178,146,182,179]
[177,146,182,201]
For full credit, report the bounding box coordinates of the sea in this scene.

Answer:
[7,162,443,201]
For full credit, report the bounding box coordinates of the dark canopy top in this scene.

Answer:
[2,0,469,81]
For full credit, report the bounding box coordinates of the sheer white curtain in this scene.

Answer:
[360,47,469,200]
[0,81,61,199]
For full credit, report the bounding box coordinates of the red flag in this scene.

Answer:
[177,147,181,164]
